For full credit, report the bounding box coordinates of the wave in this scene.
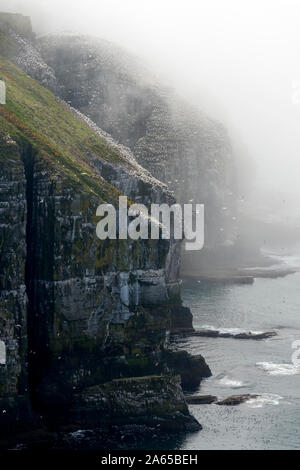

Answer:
[201,324,264,335]
[246,393,283,408]
[257,362,300,376]
[218,375,245,388]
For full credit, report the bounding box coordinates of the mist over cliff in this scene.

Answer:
[2,0,300,217]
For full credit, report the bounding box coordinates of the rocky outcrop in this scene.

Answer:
[0,18,203,438]
[71,375,201,432]
[164,350,212,390]
[216,394,259,406]
[186,395,217,405]
[169,305,194,333]
[190,329,277,340]
[186,394,260,406]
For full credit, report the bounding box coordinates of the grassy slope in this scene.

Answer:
[0,33,129,202]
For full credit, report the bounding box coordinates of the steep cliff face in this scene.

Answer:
[0,133,33,433]
[0,23,211,437]
[37,34,238,275]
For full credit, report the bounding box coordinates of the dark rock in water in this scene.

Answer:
[169,305,194,333]
[192,329,221,338]
[234,331,277,340]
[164,350,212,390]
[216,394,259,406]
[186,393,260,406]
[191,329,277,340]
[186,395,218,405]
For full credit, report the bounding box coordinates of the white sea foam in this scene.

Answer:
[201,324,263,335]
[257,362,300,376]
[246,393,283,408]
[218,376,244,388]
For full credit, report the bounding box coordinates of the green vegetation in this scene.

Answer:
[0,30,17,58]
[0,45,130,202]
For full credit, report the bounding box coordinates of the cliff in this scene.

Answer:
[36,34,239,276]
[0,17,212,443]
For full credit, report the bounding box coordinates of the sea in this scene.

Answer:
[173,250,300,450]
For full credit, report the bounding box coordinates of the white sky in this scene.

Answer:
[2,0,300,206]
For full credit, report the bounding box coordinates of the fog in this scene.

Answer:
[2,0,300,219]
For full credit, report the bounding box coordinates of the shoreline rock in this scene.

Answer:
[216,394,259,406]
[189,329,277,340]
[169,305,194,334]
[163,350,212,390]
[69,375,201,433]
[1,420,199,451]
[186,395,217,405]
[185,394,260,406]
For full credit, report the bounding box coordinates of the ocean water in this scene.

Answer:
[175,254,300,450]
